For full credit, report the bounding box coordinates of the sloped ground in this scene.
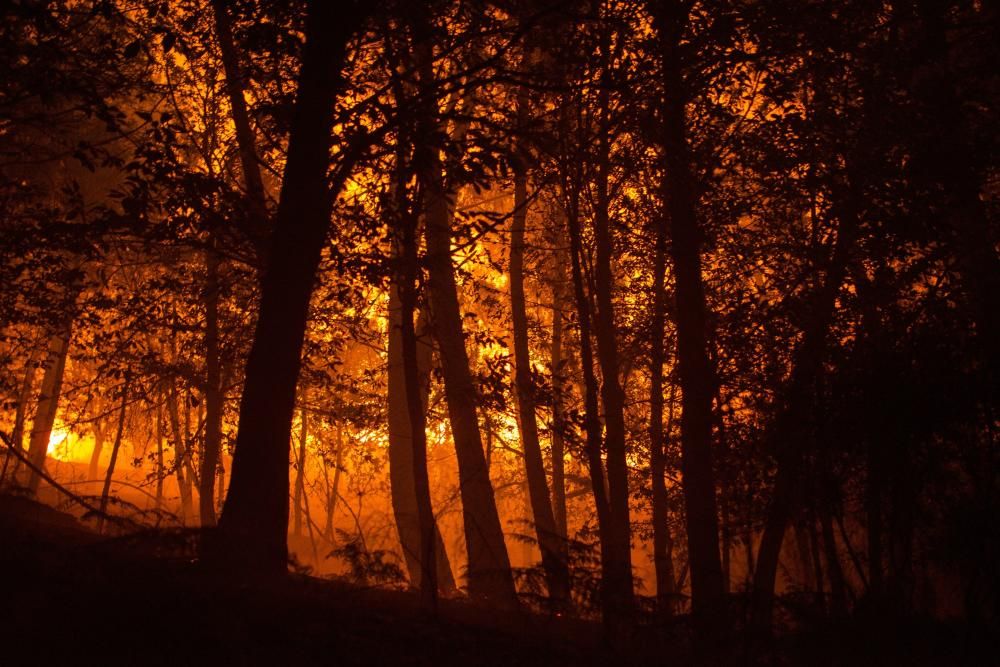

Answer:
[0,493,990,666]
[0,493,651,666]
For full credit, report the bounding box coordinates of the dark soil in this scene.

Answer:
[0,494,991,666]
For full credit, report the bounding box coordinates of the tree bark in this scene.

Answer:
[649,0,726,642]
[166,385,193,521]
[210,0,269,248]
[410,12,518,608]
[26,331,71,494]
[97,379,129,532]
[419,154,518,608]
[213,0,366,575]
[549,259,568,541]
[387,285,457,595]
[200,244,223,526]
[88,417,105,483]
[509,96,570,605]
[12,358,37,452]
[650,226,678,616]
[590,8,634,624]
[565,185,617,624]
[293,401,307,537]
[750,202,858,631]
[155,405,164,509]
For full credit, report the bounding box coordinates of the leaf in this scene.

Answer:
[123,40,142,58]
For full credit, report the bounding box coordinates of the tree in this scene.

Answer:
[211,0,370,575]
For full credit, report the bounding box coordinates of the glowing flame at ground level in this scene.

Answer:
[46,423,96,464]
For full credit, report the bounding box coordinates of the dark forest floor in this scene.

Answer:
[0,493,991,666]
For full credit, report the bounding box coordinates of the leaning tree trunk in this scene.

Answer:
[509,93,570,606]
[649,0,726,645]
[410,11,518,608]
[387,285,457,594]
[212,0,365,575]
[26,330,71,494]
[419,161,518,608]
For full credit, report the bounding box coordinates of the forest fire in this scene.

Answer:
[0,0,996,664]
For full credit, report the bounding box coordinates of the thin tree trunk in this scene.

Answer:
[27,331,71,494]
[590,8,634,625]
[650,212,678,617]
[793,520,816,592]
[155,406,164,509]
[200,244,223,526]
[2,358,38,485]
[565,185,617,625]
[819,499,848,615]
[397,207,440,608]
[97,379,129,532]
[12,358,37,452]
[549,261,568,541]
[293,402,308,537]
[421,181,517,607]
[509,96,570,605]
[326,424,345,542]
[213,0,366,575]
[209,0,269,247]
[807,516,826,608]
[649,1,726,644]
[387,288,457,593]
[167,385,193,520]
[750,207,858,631]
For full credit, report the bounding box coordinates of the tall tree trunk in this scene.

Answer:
[509,100,570,605]
[750,205,858,631]
[387,286,457,595]
[27,331,71,494]
[649,1,726,642]
[650,208,678,617]
[590,8,634,625]
[419,159,517,608]
[549,260,568,541]
[565,185,617,625]
[213,0,365,575]
[819,497,848,616]
[200,244,223,526]
[912,0,1000,389]
[396,205,441,608]
[411,14,518,609]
